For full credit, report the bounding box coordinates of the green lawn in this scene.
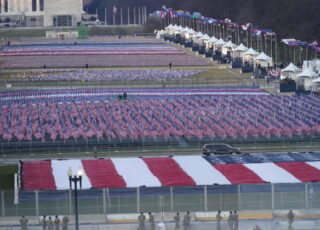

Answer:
[0,165,18,190]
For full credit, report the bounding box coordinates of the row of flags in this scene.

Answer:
[161,7,319,51]
[282,38,320,49]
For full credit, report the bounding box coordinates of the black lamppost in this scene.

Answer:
[68,167,83,230]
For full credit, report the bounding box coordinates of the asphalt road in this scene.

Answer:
[0,141,319,164]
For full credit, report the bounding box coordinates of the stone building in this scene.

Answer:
[0,0,83,27]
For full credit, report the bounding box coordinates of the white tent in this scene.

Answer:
[199,34,211,41]
[254,52,273,67]
[297,68,318,78]
[222,40,236,49]
[194,32,204,38]
[198,34,211,45]
[296,68,318,90]
[221,41,236,56]
[281,63,301,73]
[185,28,196,40]
[233,43,249,58]
[312,77,320,83]
[242,48,260,63]
[204,36,218,49]
[280,63,302,80]
[156,30,165,39]
[281,63,302,80]
[233,43,248,52]
[215,38,226,48]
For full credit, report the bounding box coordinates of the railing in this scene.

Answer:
[1,183,320,217]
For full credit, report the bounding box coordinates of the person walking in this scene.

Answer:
[183,211,191,230]
[54,216,60,230]
[47,217,54,230]
[138,212,146,230]
[234,211,239,230]
[228,211,233,230]
[20,216,28,230]
[173,212,180,230]
[62,215,70,230]
[216,211,222,230]
[253,225,261,230]
[148,212,155,230]
[287,210,294,230]
[41,215,47,230]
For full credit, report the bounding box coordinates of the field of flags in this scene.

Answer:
[0,87,319,143]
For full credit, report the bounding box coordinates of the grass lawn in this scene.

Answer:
[0,165,18,190]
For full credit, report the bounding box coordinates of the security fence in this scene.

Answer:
[1,183,320,217]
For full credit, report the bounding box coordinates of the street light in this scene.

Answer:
[68,167,83,230]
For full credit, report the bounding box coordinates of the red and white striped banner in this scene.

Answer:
[20,156,320,190]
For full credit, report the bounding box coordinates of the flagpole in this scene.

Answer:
[275,34,277,66]
[270,34,273,64]
[105,7,107,25]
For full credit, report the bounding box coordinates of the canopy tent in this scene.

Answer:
[297,68,318,78]
[214,38,226,50]
[198,34,211,45]
[313,77,320,83]
[185,28,196,40]
[242,48,260,63]
[156,30,165,39]
[296,68,318,90]
[204,36,219,49]
[233,43,249,58]
[254,52,273,68]
[280,63,302,80]
[199,34,211,41]
[222,41,237,56]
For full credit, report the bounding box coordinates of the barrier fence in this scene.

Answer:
[1,183,320,217]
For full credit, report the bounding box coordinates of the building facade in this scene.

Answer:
[0,0,83,27]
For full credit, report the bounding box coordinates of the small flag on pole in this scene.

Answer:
[113,6,117,14]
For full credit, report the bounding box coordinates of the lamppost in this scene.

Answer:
[68,167,83,230]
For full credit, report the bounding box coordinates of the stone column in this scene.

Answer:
[0,0,4,13]
[7,0,10,12]
[14,0,18,12]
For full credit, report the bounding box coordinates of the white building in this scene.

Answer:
[0,0,83,27]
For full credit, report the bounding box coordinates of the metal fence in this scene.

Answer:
[1,183,320,217]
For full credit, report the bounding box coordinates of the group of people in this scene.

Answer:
[20,215,70,230]
[20,210,295,230]
[137,211,191,230]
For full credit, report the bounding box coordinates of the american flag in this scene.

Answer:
[113,6,117,14]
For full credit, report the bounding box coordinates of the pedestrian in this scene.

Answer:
[234,210,239,230]
[138,212,146,230]
[169,62,172,70]
[20,216,28,230]
[173,212,180,230]
[62,215,70,230]
[41,215,47,230]
[253,225,261,230]
[287,210,294,230]
[54,215,60,230]
[183,211,191,230]
[148,212,155,230]
[228,211,233,230]
[47,217,54,230]
[216,211,222,230]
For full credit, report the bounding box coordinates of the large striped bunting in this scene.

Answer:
[20,155,320,190]
[111,158,161,188]
[51,159,92,190]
